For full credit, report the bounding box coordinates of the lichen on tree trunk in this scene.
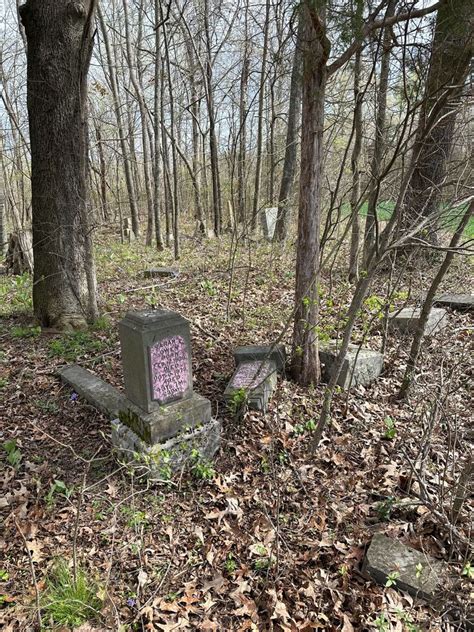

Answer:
[20,0,98,330]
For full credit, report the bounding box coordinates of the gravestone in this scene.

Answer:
[123,217,134,243]
[319,342,383,389]
[261,207,278,241]
[388,307,448,336]
[433,293,474,312]
[224,344,285,412]
[59,309,220,477]
[364,534,444,601]
[143,268,179,280]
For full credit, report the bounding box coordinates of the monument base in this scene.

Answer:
[111,417,222,478]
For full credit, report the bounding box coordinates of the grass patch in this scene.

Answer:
[41,559,102,628]
[0,273,32,316]
[48,331,106,361]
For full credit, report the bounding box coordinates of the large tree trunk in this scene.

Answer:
[348,46,363,282]
[403,0,473,237]
[273,19,303,243]
[291,2,330,385]
[20,0,98,329]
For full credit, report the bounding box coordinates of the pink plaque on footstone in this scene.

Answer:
[231,361,272,389]
[149,335,190,403]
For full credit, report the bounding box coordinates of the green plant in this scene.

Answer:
[385,570,400,588]
[46,480,73,507]
[49,331,105,361]
[41,559,102,628]
[121,506,149,529]
[11,325,41,339]
[374,613,389,632]
[415,562,423,579]
[228,387,248,416]
[462,561,473,579]
[305,419,317,432]
[200,279,217,296]
[376,496,395,521]
[0,569,9,581]
[0,377,8,389]
[224,554,237,574]
[190,449,215,480]
[0,273,32,316]
[3,440,22,468]
[383,417,396,440]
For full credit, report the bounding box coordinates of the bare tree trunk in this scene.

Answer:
[348,47,363,282]
[251,0,271,233]
[237,4,250,225]
[95,124,108,222]
[20,0,98,328]
[98,6,139,237]
[398,201,473,399]
[0,136,5,258]
[154,0,164,251]
[403,0,474,239]
[363,0,395,263]
[291,2,330,385]
[274,20,303,243]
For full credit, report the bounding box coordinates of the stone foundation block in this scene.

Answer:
[388,307,448,336]
[319,342,383,389]
[233,344,286,373]
[433,293,473,312]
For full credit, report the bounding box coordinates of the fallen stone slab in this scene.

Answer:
[364,533,444,601]
[143,267,179,279]
[233,344,286,373]
[388,307,448,336]
[319,342,383,389]
[433,293,474,312]
[224,359,277,412]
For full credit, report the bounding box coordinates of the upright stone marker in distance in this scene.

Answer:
[261,207,278,241]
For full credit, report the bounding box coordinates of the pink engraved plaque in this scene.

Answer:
[149,335,189,402]
[231,361,272,389]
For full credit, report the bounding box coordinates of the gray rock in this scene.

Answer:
[261,207,278,240]
[143,267,179,279]
[433,293,474,312]
[119,309,193,413]
[59,364,211,443]
[224,360,277,412]
[388,307,448,336]
[234,344,286,373]
[319,342,383,389]
[364,533,444,601]
[111,417,221,478]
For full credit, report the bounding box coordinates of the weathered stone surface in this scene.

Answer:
[433,293,474,312]
[143,267,179,279]
[111,417,221,477]
[388,307,448,336]
[364,534,444,600]
[261,207,278,240]
[224,360,277,412]
[59,365,210,443]
[119,310,193,413]
[319,342,383,389]
[233,344,286,373]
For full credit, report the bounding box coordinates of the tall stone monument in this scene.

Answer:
[59,309,220,478]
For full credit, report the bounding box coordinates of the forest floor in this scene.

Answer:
[0,228,472,631]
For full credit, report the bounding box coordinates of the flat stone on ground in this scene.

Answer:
[364,533,444,601]
[143,267,179,279]
[224,359,277,412]
[233,344,286,373]
[433,293,474,312]
[319,342,383,389]
[388,307,448,336]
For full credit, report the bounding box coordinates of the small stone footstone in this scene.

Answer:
[364,534,444,601]
[433,293,474,312]
[143,267,179,279]
[388,307,448,336]
[59,309,220,475]
[233,344,286,373]
[319,342,383,389]
[261,207,278,240]
[224,359,277,412]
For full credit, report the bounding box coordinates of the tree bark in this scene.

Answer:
[291,1,330,385]
[20,0,98,329]
[348,46,363,282]
[403,0,474,238]
[273,19,303,243]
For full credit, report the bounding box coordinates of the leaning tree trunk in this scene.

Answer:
[403,0,474,238]
[20,0,98,329]
[291,1,330,385]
